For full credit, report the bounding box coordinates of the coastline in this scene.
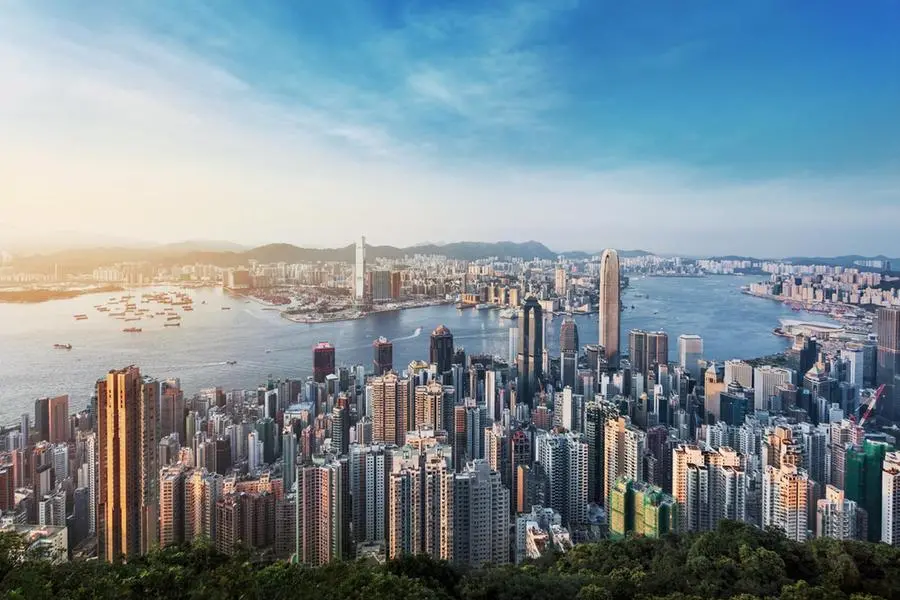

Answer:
[0,284,125,304]
[280,299,455,325]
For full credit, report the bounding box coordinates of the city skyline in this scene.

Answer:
[3,1,899,256]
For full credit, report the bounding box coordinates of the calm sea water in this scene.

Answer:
[0,275,830,424]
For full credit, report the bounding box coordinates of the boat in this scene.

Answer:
[221,306,231,311]
[499,308,518,319]
[164,322,181,327]
[53,343,72,350]
[226,360,237,365]
[475,303,495,310]
[74,314,88,320]
[123,327,142,333]
[125,317,141,322]
[167,315,181,321]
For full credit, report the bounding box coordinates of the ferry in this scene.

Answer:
[53,343,73,350]
[73,314,88,320]
[164,322,181,327]
[499,308,518,320]
[475,303,495,310]
[123,327,142,333]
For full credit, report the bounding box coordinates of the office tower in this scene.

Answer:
[719,383,750,427]
[372,337,393,376]
[388,445,453,560]
[628,330,668,381]
[724,360,753,389]
[509,429,532,513]
[798,336,819,381]
[753,366,794,411]
[77,432,97,534]
[517,296,544,408]
[34,397,50,442]
[598,249,621,369]
[159,465,186,548]
[536,430,588,527]
[560,317,579,391]
[371,270,392,302]
[355,235,365,301]
[672,445,746,533]
[803,361,836,407]
[97,366,159,563]
[555,266,567,296]
[584,401,615,503]
[763,461,810,542]
[313,342,335,384]
[845,439,894,542]
[349,444,392,544]
[48,395,68,444]
[508,327,519,365]
[297,456,350,565]
[678,335,703,381]
[452,460,510,567]
[485,370,499,423]
[882,451,900,545]
[608,477,677,539]
[603,416,645,504]
[255,417,276,464]
[332,396,350,456]
[876,308,900,419]
[248,431,262,472]
[841,347,865,387]
[816,484,865,540]
[160,381,185,442]
[282,432,297,492]
[703,363,726,421]
[430,325,454,375]
[371,372,409,447]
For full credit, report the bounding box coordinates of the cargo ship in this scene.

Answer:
[164,322,181,327]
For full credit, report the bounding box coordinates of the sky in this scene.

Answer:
[1,0,899,256]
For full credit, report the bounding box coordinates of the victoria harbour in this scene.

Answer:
[0,274,827,423]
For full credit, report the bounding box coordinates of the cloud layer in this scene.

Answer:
[2,1,898,256]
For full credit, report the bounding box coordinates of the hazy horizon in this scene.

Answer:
[3,1,898,256]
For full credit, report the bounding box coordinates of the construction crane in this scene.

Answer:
[859,384,886,427]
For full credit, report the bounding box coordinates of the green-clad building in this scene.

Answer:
[845,439,894,541]
[609,477,677,539]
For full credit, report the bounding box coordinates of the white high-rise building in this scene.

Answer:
[355,236,366,301]
[672,444,746,533]
[817,484,863,540]
[841,347,865,387]
[882,451,900,546]
[753,366,794,411]
[248,431,262,472]
[77,433,97,534]
[508,327,519,365]
[724,360,754,389]
[678,335,704,381]
[349,444,391,544]
[762,462,810,542]
[536,430,588,527]
[603,416,644,503]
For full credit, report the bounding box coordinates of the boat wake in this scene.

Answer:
[392,327,423,342]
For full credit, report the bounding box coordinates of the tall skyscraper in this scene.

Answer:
[678,334,703,381]
[296,456,350,565]
[672,444,746,533]
[355,235,366,301]
[371,372,409,447]
[763,461,810,542]
[724,359,754,389]
[48,395,69,444]
[560,317,579,391]
[628,330,668,381]
[508,327,519,365]
[430,325,454,376]
[97,366,159,563]
[159,465,186,548]
[876,307,900,419]
[313,342,335,384]
[598,249,621,369]
[349,444,392,544]
[536,430,588,528]
[816,484,865,541]
[585,401,616,504]
[753,365,794,411]
[452,460,510,567]
[34,397,50,442]
[372,337,393,376]
[845,439,894,542]
[555,266,567,296]
[516,297,543,408]
[608,477,677,539]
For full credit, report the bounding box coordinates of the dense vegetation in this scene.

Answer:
[3,522,900,600]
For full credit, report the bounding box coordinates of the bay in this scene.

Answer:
[0,275,830,424]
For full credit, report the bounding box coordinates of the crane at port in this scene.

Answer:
[857,384,886,427]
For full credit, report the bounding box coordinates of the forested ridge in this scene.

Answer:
[3,522,899,600]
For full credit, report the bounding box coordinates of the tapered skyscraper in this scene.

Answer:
[598,249,621,369]
[355,236,366,301]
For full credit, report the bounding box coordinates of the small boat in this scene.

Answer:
[123,327,142,333]
[221,306,231,311]
[125,317,141,322]
[167,315,181,321]
[74,314,88,320]
[226,360,237,365]
[265,349,272,353]
[53,343,73,350]
[164,322,181,327]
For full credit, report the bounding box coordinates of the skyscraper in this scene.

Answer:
[34,397,50,442]
[452,460,510,567]
[159,465,186,548]
[598,249,621,369]
[672,444,746,533]
[628,330,669,382]
[371,372,409,447]
[763,461,810,542]
[608,477,677,539]
[724,359,754,389]
[678,334,703,381]
[560,317,579,391]
[372,337,393,376]
[516,297,543,408]
[430,325,454,376]
[882,451,900,546]
[816,484,865,541]
[876,307,900,419]
[536,430,588,527]
[313,342,335,384]
[355,235,365,301]
[97,366,159,563]
[296,456,350,565]
[48,395,69,444]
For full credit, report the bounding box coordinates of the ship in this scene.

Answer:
[475,303,495,310]
[123,327,142,333]
[164,322,181,327]
[226,360,237,365]
[74,314,88,320]
[53,343,73,350]
[498,308,518,319]
[125,317,141,322]
[167,315,181,321]
[221,306,232,310]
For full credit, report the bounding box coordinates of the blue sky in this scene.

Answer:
[1,0,898,255]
